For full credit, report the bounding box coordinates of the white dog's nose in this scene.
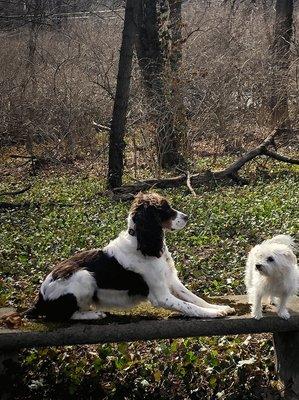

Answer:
[256,264,262,271]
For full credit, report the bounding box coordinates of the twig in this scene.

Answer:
[175,167,197,195]
[186,171,197,196]
[0,200,76,211]
[92,121,110,132]
[0,185,32,197]
[10,155,36,160]
[263,149,299,164]
[0,202,32,210]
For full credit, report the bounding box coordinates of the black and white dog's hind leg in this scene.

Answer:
[27,270,106,321]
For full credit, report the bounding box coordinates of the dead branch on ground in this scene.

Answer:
[112,130,299,195]
[0,185,32,197]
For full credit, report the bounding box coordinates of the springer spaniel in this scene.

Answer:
[26,192,234,321]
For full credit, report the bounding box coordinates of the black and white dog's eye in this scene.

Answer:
[267,256,274,262]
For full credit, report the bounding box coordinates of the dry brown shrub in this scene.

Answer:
[0,0,298,176]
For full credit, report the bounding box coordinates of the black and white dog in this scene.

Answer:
[26,192,234,321]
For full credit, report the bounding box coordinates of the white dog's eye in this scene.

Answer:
[267,256,274,262]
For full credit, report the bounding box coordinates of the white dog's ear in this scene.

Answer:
[283,250,297,266]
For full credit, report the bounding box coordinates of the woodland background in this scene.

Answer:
[0,1,298,399]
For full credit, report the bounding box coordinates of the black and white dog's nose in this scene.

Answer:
[256,264,262,271]
[182,214,188,221]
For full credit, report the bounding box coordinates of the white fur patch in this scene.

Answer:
[71,311,106,320]
[41,270,97,309]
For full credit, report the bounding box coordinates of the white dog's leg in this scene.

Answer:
[149,289,227,318]
[251,292,263,320]
[277,295,290,319]
[71,311,106,320]
[170,276,235,315]
[247,289,255,305]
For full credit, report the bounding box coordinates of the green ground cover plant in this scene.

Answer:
[0,160,298,399]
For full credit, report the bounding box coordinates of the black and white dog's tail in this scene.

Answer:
[24,291,80,321]
[24,293,46,319]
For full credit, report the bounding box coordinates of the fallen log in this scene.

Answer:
[112,130,299,195]
[1,295,299,399]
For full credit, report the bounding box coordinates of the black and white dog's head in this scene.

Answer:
[129,192,188,258]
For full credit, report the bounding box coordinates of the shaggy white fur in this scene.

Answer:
[245,235,298,320]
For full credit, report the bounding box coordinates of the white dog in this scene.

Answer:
[245,235,298,320]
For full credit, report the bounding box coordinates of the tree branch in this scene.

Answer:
[263,149,299,164]
[186,171,197,196]
[112,130,298,195]
[92,121,110,132]
[0,185,32,197]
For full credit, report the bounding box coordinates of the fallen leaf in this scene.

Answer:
[0,312,23,329]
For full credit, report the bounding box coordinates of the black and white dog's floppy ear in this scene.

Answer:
[133,203,164,258]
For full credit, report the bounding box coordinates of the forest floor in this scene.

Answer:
[0,158,298,399]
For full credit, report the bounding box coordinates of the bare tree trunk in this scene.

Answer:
[270,0,294,135]
[168,0,187,158]
[52,0,63,28]
[107,0,140,189]
[135,0,164,94]
[26,0,42,156]
[136,0,185,169]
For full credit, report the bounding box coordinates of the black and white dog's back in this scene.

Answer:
[29,250,149,321]
[26,192,234,321]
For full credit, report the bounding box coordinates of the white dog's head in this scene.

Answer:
[251,242,297,278]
